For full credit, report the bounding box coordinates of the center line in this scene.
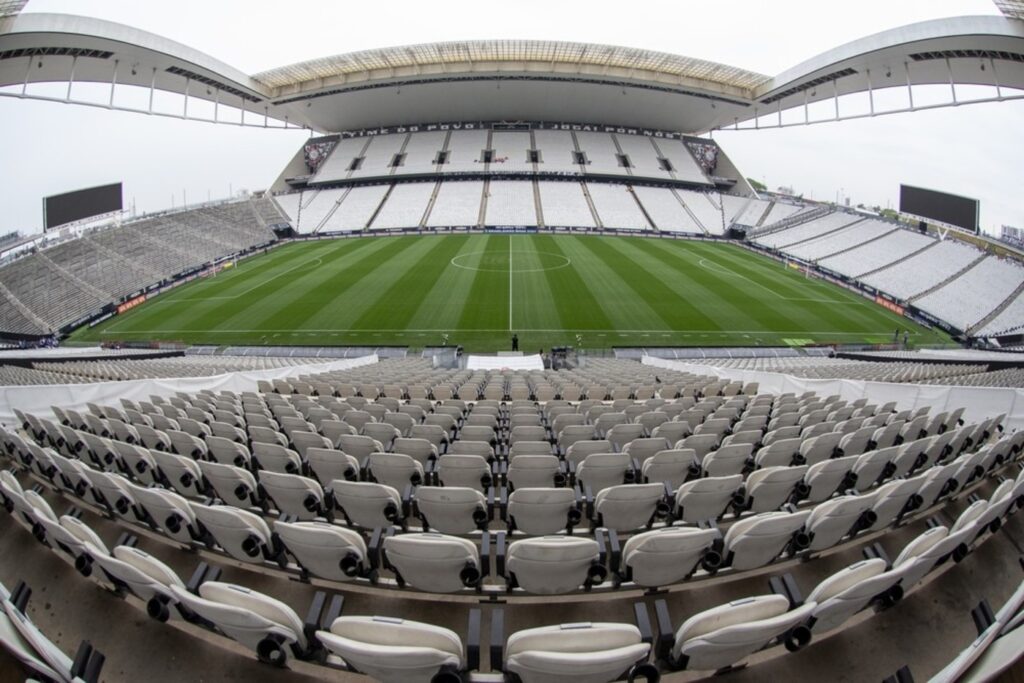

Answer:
[508,234,513,331]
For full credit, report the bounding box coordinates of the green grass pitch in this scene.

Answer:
[72,234,950,351]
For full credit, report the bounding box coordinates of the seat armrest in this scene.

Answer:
[467,609,481,672]
[489,609,505,673]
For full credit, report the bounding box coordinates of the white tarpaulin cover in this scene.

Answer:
[642,355,1024,433]
[466,354,544,371]
[0,354,378,427]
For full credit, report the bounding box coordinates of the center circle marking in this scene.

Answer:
[450,250,572,273]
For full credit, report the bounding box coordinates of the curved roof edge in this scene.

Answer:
[251,39,771,97]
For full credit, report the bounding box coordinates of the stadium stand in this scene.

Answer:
[576,131,624,176]
[484,181,537,226]
[399,130,447,176]
[0,199,278,334]
[915,257,1024,332]
[425,181,484,227]
[631,186,704,234]
[676,189,725,234]
[859,237,983,301]
[784,219,892,262]
[369,182,434,230]
[816,226,933,278]
[443,129,489,173]
[753,211,855,250]
[490,131,534,174]
[349,133,407,179]
[531,129,583,174]
[536,181,596,228]
[319,185,390,233]
[587,184,650,230]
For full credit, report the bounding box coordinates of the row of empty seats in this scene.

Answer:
[309,128,713,185]
[0,198,281,335]
[3,442,1020,681]
[274,180,736,234]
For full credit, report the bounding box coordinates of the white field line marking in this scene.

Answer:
[449,251,571,273]
[170,256,325,303]
[509,234,513,331]
[694,256,850,304]
[99,328,925,336]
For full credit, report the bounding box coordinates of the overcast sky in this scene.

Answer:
[0,0,1020,235]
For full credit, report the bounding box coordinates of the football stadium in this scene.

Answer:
[0,1,1023,682]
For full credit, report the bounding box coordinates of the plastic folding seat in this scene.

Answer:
[209,421,248,444]
[504,622,651,683]
[363,423,400,451]
[891,520,971,591]
[507,455,562,490]
[593,483,669,532]
[508,441,555,459]
[695,418,732,440]
[970,478,1017,536]
[436,454,493,492]
[762,426,800,447]
[203,435,250,469]
[506,536,604,594]
[507,488,581,535]
[900,415,929,443]
[384,440,434,470]
[723,510,811,570]
[804,494,875,552]
[621,437,670,464]
[870,422,903,451]
[410,424,450,452]
[806,558,907,634]
[605,424,645,452]
[767,413,800,431]
[77,431,118,471]
[260,471,329,520]
[331,433,381,460]
[147,449,204,497]
[80,469,140,520]
[593,412,628,439]
[721,431,762,451]
[129,483,202,544]
[291,431,334,460]
[674,475,743,524]
[837,426,874,457]
[195,460,259,508]
[637,411,670,436]
[796,433,840,467]
[316,616,465,683]
[740,466,808,514]
[447,440,495,461]
[383,533,482,592]
[413,486,489,534]
[849,448,893,492]
[247,425,288,450]
[651,421,691,445]
[620,527,722,586]
[702,443,754,477]
[169,582,310,664]
[247,443,298,476]
[366,452,424,490]
[576,453,632,495]
[679,434,720,462]
[165,429,207,459]
[753,438,801,469]
[87,540,183,606]
[507,425,545,447]
[864,477,924,531]
[424,414,458,441]
[1,472,46,531]
[380,412,415,437]
[331,480,403,529]
[563,440,612,466]
[191,503,275,564]
[551,413,586,437]
[669,594,816,671]
[641,449,698,490]
[33,514,106,570]
[801,455,857,504]
[301,448,358,485]
[273,520,367,581]
[320,419,357,446]
[341,410,375,434]
[177,417,212,440]
[557,425,598,454]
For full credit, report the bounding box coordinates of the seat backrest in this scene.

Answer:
[675,474,743,523]
[507,487,577,535]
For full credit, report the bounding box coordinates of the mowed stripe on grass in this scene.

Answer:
[74,234,950,350]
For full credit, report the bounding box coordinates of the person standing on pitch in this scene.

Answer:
[512,333,519,351]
